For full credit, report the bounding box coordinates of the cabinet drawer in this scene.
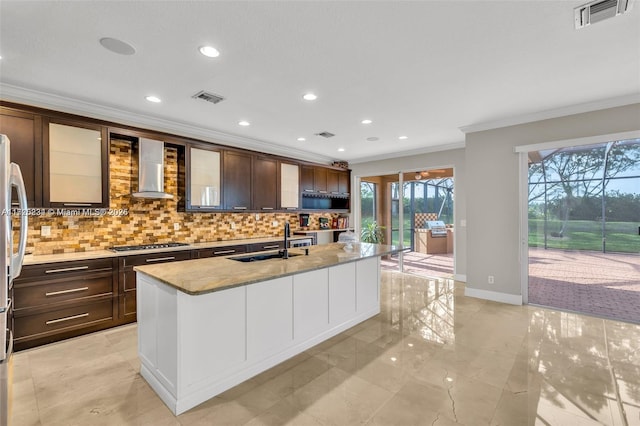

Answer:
[247,241,284,252]
[17,258,115,281]
[13,271,113,310]
[120,251,192,269]
[14,298,113,339]
[195,245,247,258]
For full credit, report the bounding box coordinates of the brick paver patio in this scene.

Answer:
[381,248,640,324]
[528,247,640,324]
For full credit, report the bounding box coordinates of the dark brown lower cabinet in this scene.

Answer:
[13,240,295,350]
[12,258,118,351]
[117,251,192,323]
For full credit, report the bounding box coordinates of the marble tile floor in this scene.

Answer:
[11,271,640,425]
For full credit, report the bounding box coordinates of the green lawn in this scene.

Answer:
[529,219,639,253]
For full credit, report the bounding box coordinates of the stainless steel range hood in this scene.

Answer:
[132,138,173,199]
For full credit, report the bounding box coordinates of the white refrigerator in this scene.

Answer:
[0,134,28,426]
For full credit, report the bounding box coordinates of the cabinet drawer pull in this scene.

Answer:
[63,203,92,207]
[261,207,274,210]
[318,190,328,193]
[331,191,340,194]
[11,202,19,206]
[45,265,90,274]
[285,207,297,210]
[45,287,89,297]
[262,245,279,249]
[46,313,89,325]
[303,189,314,192]
[213,249,235,255]
[145,256,176,263]
[233,206,247,210]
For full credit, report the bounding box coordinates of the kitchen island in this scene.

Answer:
[134,242,396,415]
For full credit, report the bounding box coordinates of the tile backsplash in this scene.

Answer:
[25,139,339,255]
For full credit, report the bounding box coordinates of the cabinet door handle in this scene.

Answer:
[263,245,279,249]
[45,287,89,297]
[233,206,247,210]
[261,207,274,210]
[63,203,92,207]
[331,191,340,194]
[46,313,89,325]
[285,207,297,210]
[145,256,176,263]
[213,249,235,255]
[318,190,327,193]
[11,202,19,206]
[45,265,90,274]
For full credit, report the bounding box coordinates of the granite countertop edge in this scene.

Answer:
[135,243,398,296]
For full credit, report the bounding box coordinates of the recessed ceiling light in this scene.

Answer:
[99,37,136,55]
[199,46,220,58]
[302,93,317,101]
[145,95,162,103]
[361,119,372,124]
[238,120,250,126]
[399,136,408,140]
[297,137,306,142]
[337,148,345,152]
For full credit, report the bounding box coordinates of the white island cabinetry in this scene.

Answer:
[137,254,381,415]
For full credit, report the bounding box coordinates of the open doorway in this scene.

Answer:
[360,169,455,279]
[525,138,640,324]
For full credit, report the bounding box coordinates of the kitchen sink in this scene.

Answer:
[230,251,301,262]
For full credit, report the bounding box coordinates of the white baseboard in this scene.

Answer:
[453,274,467,282]
[464,287,523,305]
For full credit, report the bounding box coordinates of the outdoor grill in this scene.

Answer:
[425,220,447,238]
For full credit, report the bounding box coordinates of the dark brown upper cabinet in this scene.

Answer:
[252,155,278,211]
[223,150,252,211]
[0,107,43,207]
[300,165,314,194]
[313,167,328,193]
[338,170,350,195]
[185,144,222,211]
[327,170,340,194]
[43,118,109,208]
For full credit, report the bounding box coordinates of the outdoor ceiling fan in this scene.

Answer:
[414,169,447,180]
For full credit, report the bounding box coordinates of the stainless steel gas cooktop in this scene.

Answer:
[109,242,190,252]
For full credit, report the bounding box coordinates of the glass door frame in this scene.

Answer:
[516,130,640,304]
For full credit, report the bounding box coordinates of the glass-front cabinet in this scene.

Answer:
[188,146,221,210]
[44,119,108,207]
[279,162,299,210]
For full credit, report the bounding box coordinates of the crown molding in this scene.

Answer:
[0,83,335,164]
[459,93,640,134]
[349,141,465,165]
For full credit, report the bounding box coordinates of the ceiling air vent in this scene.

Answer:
[575,0,633,28]
[315,131,335,138]
[192,90,225,104]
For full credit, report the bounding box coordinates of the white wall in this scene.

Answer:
[350,148,467,280]
[465,103,640,302]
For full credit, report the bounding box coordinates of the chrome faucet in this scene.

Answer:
[282,222,290,259]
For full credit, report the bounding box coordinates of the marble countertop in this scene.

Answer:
[135,242,398,295]
[23,236,311,266]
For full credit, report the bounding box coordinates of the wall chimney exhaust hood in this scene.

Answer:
[132,138,173,199]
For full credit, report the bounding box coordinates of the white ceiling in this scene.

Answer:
[1,1,638,164]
